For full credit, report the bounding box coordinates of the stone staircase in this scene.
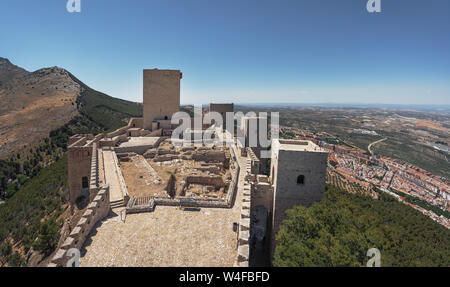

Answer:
[110,198,125,209]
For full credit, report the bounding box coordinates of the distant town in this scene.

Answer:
[281,126,450,229]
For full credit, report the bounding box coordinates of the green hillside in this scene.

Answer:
[68,72,143,132]
[0,72,143,266]
[0,156,67,266]
[274,185,450,267]
[0,71,143,200]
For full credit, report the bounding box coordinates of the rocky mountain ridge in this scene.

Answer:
[0,58,80,158]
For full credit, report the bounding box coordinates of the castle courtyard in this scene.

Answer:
[79,154,246,267]
[48,69,327,268]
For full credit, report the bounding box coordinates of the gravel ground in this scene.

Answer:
[80,153,245,267]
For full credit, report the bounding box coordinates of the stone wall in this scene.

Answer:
[235,156,252,267]
[48,185,110,267]
[166,174,176,197]
[85,134,104,147]
[88,143,99,201]
[106,118,143,138]
[192,150,226,163]
[68,135,86,146]
[240,147,248,157]
[247,147,260,175]
[195,164,221,174]
[226,144,240,206]
[126,197,156,214]
[186,175,224,188]
[153,154,179,162]
[114,137,165,154]
[99,134,128,148]
[112,150,130,205]
[250,175,273,214]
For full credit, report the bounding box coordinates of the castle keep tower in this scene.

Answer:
[143,69,182,131]
[269,139,328,255]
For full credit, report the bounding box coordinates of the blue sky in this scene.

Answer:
[1,0,449,105]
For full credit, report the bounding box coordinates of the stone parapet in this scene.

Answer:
[234,149,252,267]
[112,151,130,205]
[89,143,99,201]
[48,185,110,267]
[247,147,260,175]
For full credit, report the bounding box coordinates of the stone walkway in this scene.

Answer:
[102,150,124,202]
[79,149,247,267]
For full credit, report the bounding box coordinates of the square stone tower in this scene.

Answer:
[67,135,94,207]
[240,115,269,150]
[270,139,328,256]
[209,103,234,130]
[143,69,182,131]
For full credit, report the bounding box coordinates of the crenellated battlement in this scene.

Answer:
[48,185,110,267]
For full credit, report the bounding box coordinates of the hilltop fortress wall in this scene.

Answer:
[88,143,99,201]
[59,69,330,267]
[247,147,261,175]
[106,118,144,138]
[48,185,110,267]
[112,147,130,204]
[67,117,150,210]
[234,156,252,267]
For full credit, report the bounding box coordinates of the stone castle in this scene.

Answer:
[49,69,328,267]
